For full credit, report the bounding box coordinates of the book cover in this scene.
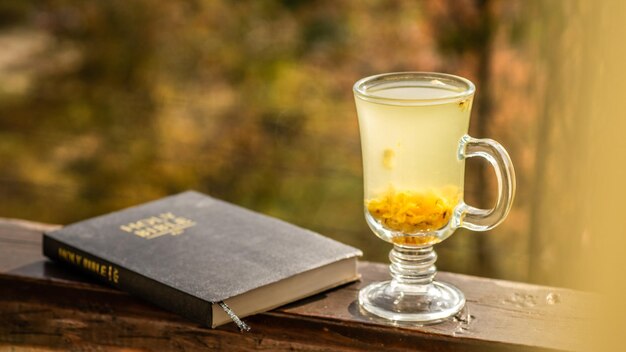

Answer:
[43,191,362,328]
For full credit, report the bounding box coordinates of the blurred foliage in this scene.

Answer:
[0,0,563,284]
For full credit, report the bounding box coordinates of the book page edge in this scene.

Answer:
[211,257,360,328]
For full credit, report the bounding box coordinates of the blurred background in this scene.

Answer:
[0,1,602,288]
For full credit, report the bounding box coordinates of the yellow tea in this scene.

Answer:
[355,80,472,244]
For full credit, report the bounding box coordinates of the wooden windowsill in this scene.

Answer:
[0,218,589,351]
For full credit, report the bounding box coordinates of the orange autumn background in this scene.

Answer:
[0,0,623,312]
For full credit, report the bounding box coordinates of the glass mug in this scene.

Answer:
[354,72,515,323]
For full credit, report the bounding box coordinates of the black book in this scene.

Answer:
[43,191,361,328]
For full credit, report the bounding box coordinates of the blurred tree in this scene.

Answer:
[0,0,555,284]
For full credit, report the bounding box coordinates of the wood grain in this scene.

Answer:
[0,218,589,351]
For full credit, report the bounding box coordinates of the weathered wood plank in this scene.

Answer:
[0,218,60,272]
[0,218,588,351]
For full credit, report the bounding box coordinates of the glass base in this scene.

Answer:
[359,280,465,323]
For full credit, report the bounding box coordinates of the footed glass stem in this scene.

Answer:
[358,245,465,323]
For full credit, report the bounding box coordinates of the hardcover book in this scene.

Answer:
[43,191,362,328]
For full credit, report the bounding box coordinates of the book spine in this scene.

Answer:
[42,234,212,327]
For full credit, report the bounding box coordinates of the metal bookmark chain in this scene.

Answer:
[217,301,251,332]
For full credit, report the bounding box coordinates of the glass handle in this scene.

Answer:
[456,134,516,231]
